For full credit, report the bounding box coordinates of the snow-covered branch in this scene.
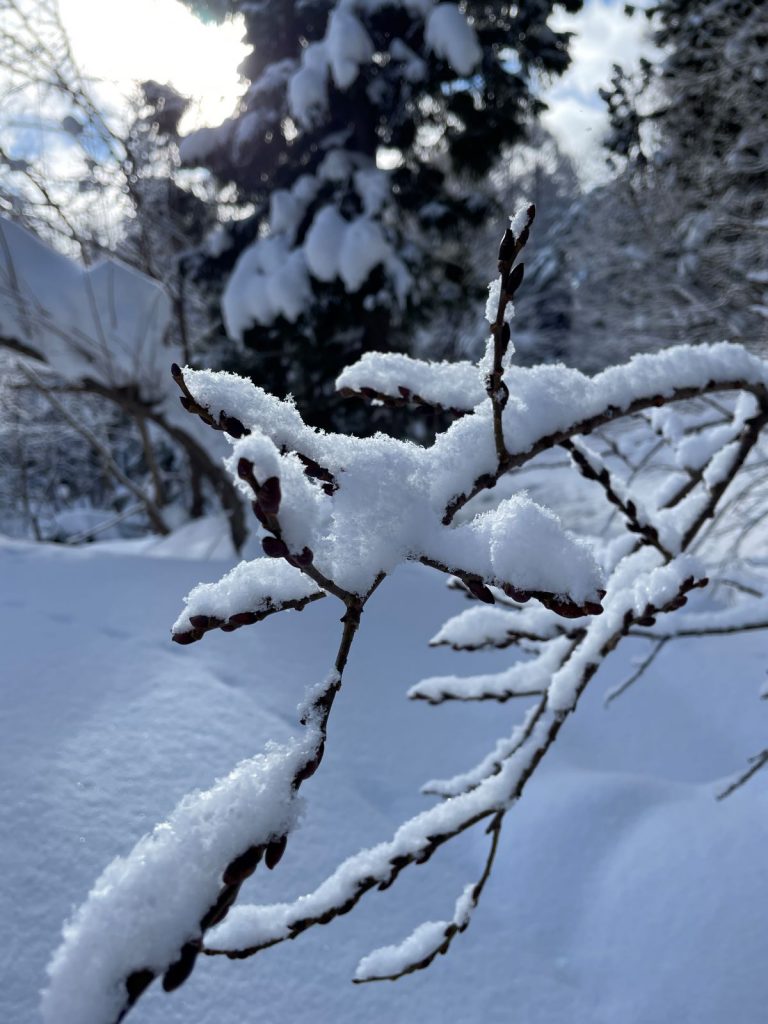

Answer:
[43,213,768,1023]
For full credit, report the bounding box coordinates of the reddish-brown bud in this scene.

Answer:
[262,536,289,558]
[265,835,288,870]
[636,615,657,627]
[498,227,515,263]
[223,415,246,438]
[200,884,239,930]
[292,547,314,567]
[125,969,155,1006]
[222,845,264,886]
[259,476,281,515]
[506,262,525,297]
[466,579,495,604]
[251,501,270,528]
[162,943,199,992]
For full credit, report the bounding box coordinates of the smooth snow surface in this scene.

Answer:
[3,523,767,1024]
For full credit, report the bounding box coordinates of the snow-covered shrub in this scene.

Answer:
[0,217,246,546]
[43,207,768,1023]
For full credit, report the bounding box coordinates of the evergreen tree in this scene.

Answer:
[178,0,582,430]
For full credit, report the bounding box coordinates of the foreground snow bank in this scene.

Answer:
[1,540,767,1023]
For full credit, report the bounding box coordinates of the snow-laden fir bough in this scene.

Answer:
[43,207,768,1024]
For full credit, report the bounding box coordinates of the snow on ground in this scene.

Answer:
[2,516,767,1023]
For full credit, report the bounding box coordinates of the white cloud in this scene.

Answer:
[541,0,660,184]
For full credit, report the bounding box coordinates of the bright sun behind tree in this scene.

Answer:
[58,0,247,131]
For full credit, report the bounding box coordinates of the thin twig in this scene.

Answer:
[717,750,768,800]
[604,637,669,706]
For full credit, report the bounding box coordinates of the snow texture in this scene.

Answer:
[177,366,606,603]
[429,603,573,649]
[173,557,322,636]
[354,883,473,980]
[178,340,768,604]
[222,236,312,338]
[410,635,573,702]
[42,739,308,1024]
[485,275,516,325]
[336,351,484,410]
[547,549,704,712]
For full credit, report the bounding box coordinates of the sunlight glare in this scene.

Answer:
[58,0,248,130]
